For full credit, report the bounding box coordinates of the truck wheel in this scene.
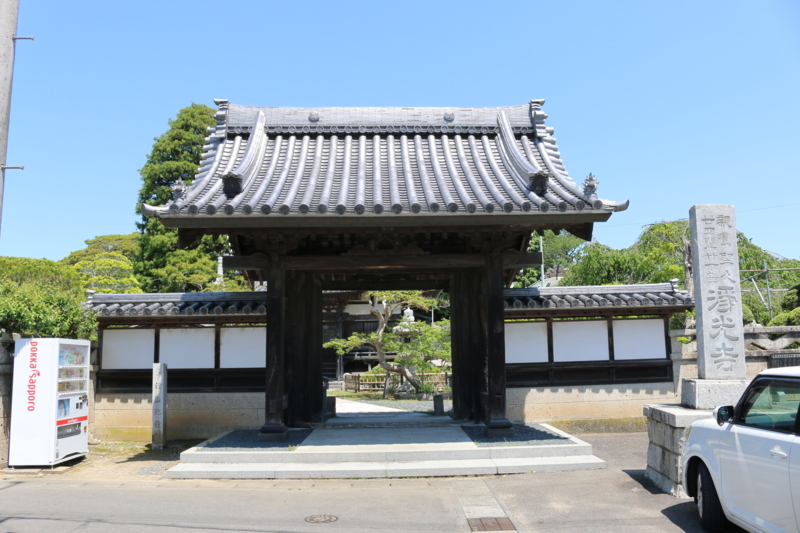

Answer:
[696,462,728,532]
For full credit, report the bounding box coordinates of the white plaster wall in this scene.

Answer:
[613,319,666,360]
[160,328,214,369]
[102,329,155,369]
[505,322,548,363]
[220,327,266,368]
[552,320,609,362]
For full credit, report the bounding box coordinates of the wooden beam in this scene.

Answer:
[320,280,450,290]
[224,251,542,272]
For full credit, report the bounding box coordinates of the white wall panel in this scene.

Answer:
[220,327,266,368]
[613,319,666,360]
[160,328,215,369]
[102,329,155,369]
[552,320,609,362]
[504,322,548,363]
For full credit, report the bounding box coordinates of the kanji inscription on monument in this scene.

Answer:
[690,205,745,379]
[152,362,168,449]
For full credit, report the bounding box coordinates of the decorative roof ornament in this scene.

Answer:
[443,112,454,122]
[308,111,320,122]
[170,178,187,201]
[529,171,549,197]
[529,99,545,110]
[583,173,599,197]
[222,172,243,199]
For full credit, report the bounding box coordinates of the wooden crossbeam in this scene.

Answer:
[223,251,541,272]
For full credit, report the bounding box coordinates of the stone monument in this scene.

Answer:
[643,205,750,496]
[152,363,167,450]
[682,205,749,408]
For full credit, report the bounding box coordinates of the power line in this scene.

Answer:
[602,202,800,229]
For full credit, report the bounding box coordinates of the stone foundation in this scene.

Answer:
[644,404,713,497]
[93,392,265,442]
[507,382,677,424]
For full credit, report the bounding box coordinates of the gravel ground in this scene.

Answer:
[461,423,573,447]
[200,429,313,450]
[355,399,453,413]
[137,461,173,475]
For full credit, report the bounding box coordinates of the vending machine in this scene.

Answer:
[8,338,91,467]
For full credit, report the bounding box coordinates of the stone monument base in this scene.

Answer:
[643,404,713,497]
[681,378,749,410]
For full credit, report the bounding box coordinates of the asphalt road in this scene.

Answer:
[0,433,744,533]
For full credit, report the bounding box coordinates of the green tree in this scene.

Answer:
[515,230,586,287]
[59,233,139,265]
[133,104,242,292]
[558,220,800,326]
[0,257,95,338]
[560,243,656,286]
[395,319,451,372]
[73,252,142,294]
[324,291,437,397]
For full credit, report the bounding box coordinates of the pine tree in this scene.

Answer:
[133,104,241,292]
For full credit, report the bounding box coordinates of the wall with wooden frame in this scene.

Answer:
[96,314,674,394]
[504,316,673,388]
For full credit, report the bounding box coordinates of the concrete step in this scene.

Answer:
[311,414,460,429]
[180,440,594,464]
[166,455,606,479]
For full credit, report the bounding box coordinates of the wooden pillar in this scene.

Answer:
[450,271,471,421]
[284,271,304,427]
[451,268,487,423]
[259,254,287,441]
[304,274,324,423]
[484,250,513,437]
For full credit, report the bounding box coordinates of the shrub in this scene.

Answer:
[768,308,800,327]
[418,382,435,394]
[742,304,755,325]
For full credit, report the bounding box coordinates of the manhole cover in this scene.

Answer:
[304,515,338,523]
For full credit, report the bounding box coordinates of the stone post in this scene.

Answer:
[152,363,167,450]
[682,205,749,408]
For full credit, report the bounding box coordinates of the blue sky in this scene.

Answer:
[2,0,798,260]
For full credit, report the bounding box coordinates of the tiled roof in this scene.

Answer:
[88,283,691,319]
[142,100,628,220]
[87,292,267,317]
[503,283,693,312]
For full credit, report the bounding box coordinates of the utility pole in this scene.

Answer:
[1,0,30,238]
[539,234,545,282]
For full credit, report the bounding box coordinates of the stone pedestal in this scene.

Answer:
[326,396,336,418]
[681,378,748,410]
[643,404,712,497]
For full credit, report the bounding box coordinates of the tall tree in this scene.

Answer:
[59,233,140,265]
[133,104,242,292]
[73,252,142,294]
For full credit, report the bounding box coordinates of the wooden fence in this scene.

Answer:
[343,372,450,393]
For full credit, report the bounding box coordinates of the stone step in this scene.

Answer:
[166,455,606,479]
[180,440,594,464]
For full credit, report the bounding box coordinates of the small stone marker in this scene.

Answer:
[152,363,167,450]
[689,205,746,379]
[433,393,445,416]
[326,396,336,417]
